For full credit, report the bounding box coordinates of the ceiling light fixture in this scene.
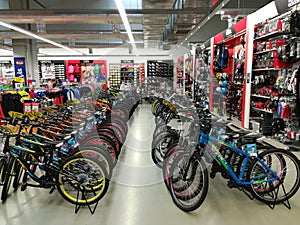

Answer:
[114,0,137,50]
[0,21,84,55]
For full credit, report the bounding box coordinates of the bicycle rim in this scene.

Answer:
[57,155,109,205]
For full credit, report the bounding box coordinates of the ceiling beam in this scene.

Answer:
[0,31,143,40]
[0,8,211,15]
[0,15,142,25]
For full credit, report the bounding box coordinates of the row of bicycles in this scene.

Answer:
[0,90,140,214]
[151,93,300,212]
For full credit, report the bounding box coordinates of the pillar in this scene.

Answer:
[10,0,40,87]
[12,39,40,87]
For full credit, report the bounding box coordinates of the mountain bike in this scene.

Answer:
[167,125,300,211]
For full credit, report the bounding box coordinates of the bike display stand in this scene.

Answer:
[266,182,291,210]
[74,186,99,214]
[240,182,291,210]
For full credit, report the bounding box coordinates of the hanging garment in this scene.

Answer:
[1,93,23,117]
[220,47,229,69]
[72,88,81,100]
[94,64,100,74]
[67,89,75,101]
[74,64,81,74]
[68,65,74,74]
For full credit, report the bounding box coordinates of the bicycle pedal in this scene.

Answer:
[20,183,27,192]
[49,187,55,194]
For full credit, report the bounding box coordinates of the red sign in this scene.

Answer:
[16,60,24,66]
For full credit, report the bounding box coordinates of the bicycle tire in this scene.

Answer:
[169,152,209,212]
[0,154,8,182]
[1,157,16,202]
[57,155,109,206]
[12,160,23,191]
[84,138,118,163]
[247,149,300,204]
[163,147,185,189]
[151,131,179,168]
[75,145,114,179]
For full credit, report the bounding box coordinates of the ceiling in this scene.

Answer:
[0,0,273,55]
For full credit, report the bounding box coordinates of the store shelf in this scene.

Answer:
[251,94,271,99]
[252,107,275,114]
[254,31,283,41]
[253,48,277,55]
[252,68,280,71]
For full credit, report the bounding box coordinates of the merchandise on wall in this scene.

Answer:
[109,62,145,89]
[147,60,173,91]
[39,61,56,80]
[246,10,300,145]
[184,54,193,97]
[120,60,134,90]
[194,43,211,105]
[206,17,248,120]
[0,61,15,83]
[109,64,121,88]
[175,57,184,93]
[65,60,107,85]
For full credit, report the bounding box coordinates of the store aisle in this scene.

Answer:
[0,103,300,225]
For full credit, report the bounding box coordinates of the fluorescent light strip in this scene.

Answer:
[114,0,137,50]
[0,21,84,55]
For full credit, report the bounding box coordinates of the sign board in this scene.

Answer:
[80,60,93,64]
[121,60,134,64]
[14,57,27,85]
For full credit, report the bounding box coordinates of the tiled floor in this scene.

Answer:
[0,104,300,225]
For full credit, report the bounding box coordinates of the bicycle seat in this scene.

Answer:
[224,133,240,139]
[242,132,263,139]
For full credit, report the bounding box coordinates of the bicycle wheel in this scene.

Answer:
[169,152,209,212]
[80,133,118,161]
[1,156,16,202]
[247,149,300,204]
[0,154,8,183]
[57,155,109,205]
[12,161,23,191]
[163,146,185,189]
[75,145,114,179]
[151,131,179,168]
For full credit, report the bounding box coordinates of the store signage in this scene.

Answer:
[288,0,300,8]
[14,57,27,85]
[80,60,93,64]
[121,60,134,64]
[222,27,235,40]
[40,60,52,64]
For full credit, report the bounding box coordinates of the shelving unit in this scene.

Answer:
[147,60,173,78]
[252,68,281,71]
[109,64,121,88]
[254,30,283,41]
[254,48,277,55]
[251,94,271,99]
[121,62,134,83]
[252,107,275,114]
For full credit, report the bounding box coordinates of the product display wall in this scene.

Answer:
[187,6,300,148]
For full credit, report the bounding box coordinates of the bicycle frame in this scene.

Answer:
[200,133,280,185]
[8,145,58,185]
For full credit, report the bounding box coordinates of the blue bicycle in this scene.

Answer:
[167,124,300,211]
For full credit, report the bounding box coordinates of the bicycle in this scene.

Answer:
[1,135,109,213]
[167,123,300,211]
